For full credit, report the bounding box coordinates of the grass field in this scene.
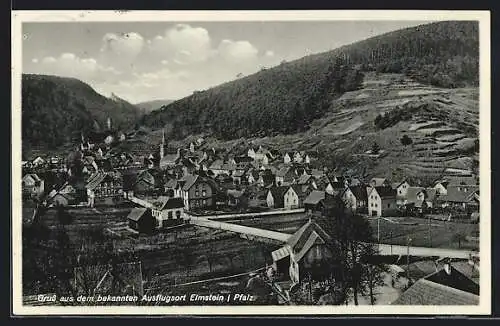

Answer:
[367,216,479,250]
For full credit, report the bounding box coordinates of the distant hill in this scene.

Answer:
[22,74,142,149]
[136,99,175,114]
[142,21,478,141]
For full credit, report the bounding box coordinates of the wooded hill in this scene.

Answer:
[142,21,478,140]
[22,74,142,149]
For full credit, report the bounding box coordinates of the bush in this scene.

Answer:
[400,135,413,146]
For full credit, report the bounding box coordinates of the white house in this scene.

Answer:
[283,152,293,164]
[433,180,449,196]
[284,185,306,209]
[367,186,397,217]
[32,156,46,167]
[151,197,185,228]
[392,180,411,198]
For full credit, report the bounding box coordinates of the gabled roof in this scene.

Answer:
[446,176,478,186]
[405,187,425,202]
[152,196,184,210]
[296,174,313,185]
[370,177,387,187]
[441,185,479,203]
[232,170,246,177]
[209,159,224,170]
[160,154,179,165]
[344,186,368,202]
[289,184,308,200]
[276,167,292,177]
[286,220,331,260]
[391,278,479,305]
[181,174,198,191]
[371,186,397,199]
[23,173,42,183]
[127,208,149,222]
[303,190,326,205]
[227,189,246,198]
[164,179,178,189]
[268,186,289,200]
[391,180,408,189]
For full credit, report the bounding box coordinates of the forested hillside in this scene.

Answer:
[142,21,478,140]
[22,74,141,149]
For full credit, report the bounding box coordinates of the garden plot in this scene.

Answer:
[396,89,448,97]
[416,127,462,137]
[409,121,445,131]
[435,133,468,142]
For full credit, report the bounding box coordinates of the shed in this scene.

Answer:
[127,208,155,233]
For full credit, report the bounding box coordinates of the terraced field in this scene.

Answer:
[130,72,478,181]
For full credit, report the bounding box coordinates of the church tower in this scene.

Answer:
[160,128,166,159]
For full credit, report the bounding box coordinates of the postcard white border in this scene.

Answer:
[11,10,491,316]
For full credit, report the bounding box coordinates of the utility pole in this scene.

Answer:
[406,236,412,284]
[390,231,393,255]
[428,214,432,247]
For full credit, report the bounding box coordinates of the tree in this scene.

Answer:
[452,232,468,249]
[371,142,381,155]
[400,135,413,146]
[318,197,385,305]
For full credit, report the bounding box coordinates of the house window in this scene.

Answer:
[168,211,173,219]
[176,211,181,219]
[202,190,206,197]
[203,199,207,205]
[375,203,378,207]
[195,190,199,197]
[371,203,373,207]
[387,203,391,208]
[399,190,402,195]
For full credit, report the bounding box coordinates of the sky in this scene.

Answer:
[22,20,432,103]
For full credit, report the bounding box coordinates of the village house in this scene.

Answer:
[283,152,293,164]
[402,187,438,213]
[150,196,185,228]
[341,185,368,213]
[433,179,449,196]
[227,189,249,208]
[180,175,216,211]
[272,220,334,284]
[284,185,307,209]
[303,190,326,213]
[85,171,123,207]
[22,174,45,198]
[266,186,289,209]
[254,146,271,162]
[247,147,258,159]
[367,186,397,217]
[369,177,389,188]
[48,191,77,207]
[392,261,479,305]
[437,185,479,211]
[32,156,46,168]
[275,167,296,186]
[208,159,225,177]
[159,153,180,170]
[295,174,318,190]
[134,169,163,195]
[257,170,276,188]
[392,180,411,204]
[127,208,156,233]
[232,169,248,185]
